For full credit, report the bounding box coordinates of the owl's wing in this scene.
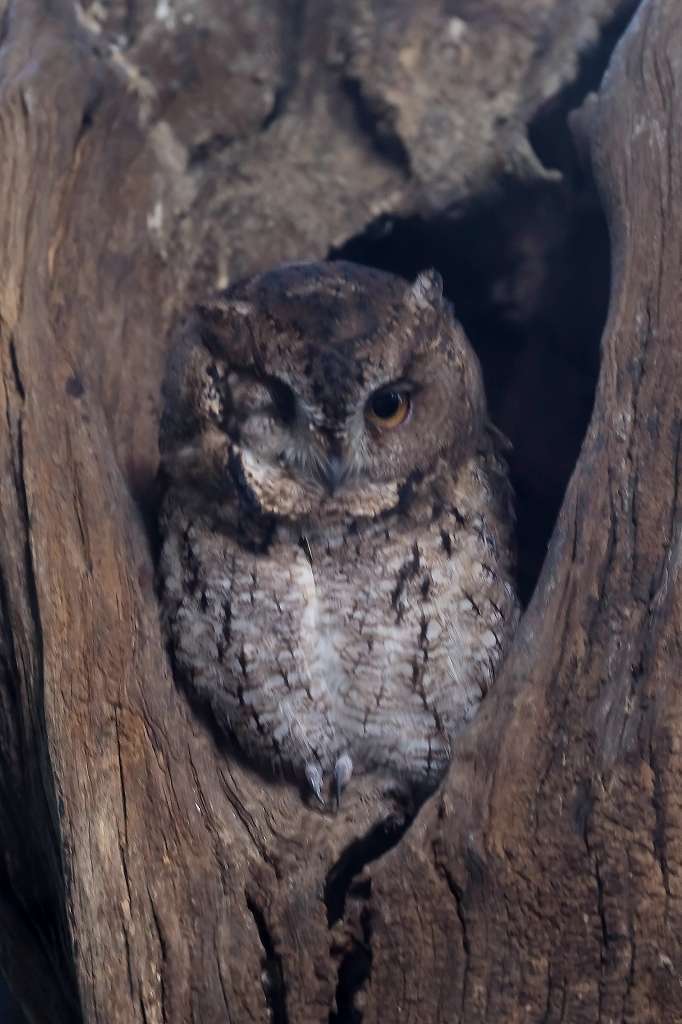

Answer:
[159,505,337,778]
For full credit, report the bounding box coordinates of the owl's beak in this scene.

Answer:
[323,454,348,494]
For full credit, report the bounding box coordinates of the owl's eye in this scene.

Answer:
[268,378,297,425]
[366,387,411,429]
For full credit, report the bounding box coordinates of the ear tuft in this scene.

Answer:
[407,269,444,311]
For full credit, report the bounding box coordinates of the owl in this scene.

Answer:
[159,261,519,806]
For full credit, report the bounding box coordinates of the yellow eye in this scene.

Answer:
[366,388,411,429]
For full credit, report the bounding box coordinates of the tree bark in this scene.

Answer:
[1,0,678,1022]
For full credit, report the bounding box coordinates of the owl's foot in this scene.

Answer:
[305,762,325,806]
[333,753,353,808]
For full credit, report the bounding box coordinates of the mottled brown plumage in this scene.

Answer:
[159,261,519,804]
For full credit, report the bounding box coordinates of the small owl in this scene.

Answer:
[159,261,519,806]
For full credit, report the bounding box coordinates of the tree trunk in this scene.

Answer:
[1,0,679,1021]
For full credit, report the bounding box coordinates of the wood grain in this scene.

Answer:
[0,0,670,1021]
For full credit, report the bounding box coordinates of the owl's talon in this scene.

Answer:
[334,754,353,807]
[305,762,325,805]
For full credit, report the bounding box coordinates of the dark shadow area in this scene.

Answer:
[332,176,609,606]
[0,979,25,1024]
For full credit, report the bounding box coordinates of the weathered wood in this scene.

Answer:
[363,2,682,1021]
[1,0,673,1021]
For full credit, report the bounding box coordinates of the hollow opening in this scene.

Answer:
[332,168,609,606]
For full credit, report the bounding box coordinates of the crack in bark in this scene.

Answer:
[8,340,25,401]
[213,929,233,1024]
[649,739,671,911]
[260,0,305,133]
[0,3,9,48]
[324,817,408,928]
[114,711,138,1008]
[138,992,150,1024]
[341,76,411,176]
[246,893,288,1024]
[581,805,613,1022]
[324,815,409,1022]
[147,889,168,1023]
[622,846,637,1020]
[218,765,278,872]
[437,862,471,1019]
[329,899,372,1024]
[120,923,136,1007]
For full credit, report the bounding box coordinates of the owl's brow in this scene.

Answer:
[310,341,358,371]
[311,339,413,393]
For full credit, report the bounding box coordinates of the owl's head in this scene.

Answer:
[161,261,486,521]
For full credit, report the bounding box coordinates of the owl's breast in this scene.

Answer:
[161,490,518,783]
[301,511,518,776]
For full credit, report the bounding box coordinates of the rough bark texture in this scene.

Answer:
[1,0,678,1021]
